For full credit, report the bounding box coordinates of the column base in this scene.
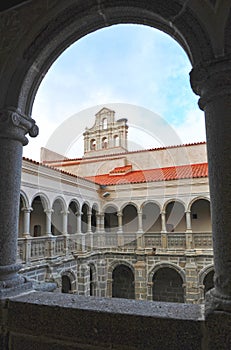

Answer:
[0,263,34,298]
[205,288,231,316]
[0,280,33,299]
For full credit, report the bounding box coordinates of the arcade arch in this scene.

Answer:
[122,204,138,233]
[112,264,135,300]
[165,200,186,232]
[152,267,185,303]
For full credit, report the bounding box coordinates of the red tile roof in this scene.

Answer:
[109,165,132,175]
[85,163,208,185]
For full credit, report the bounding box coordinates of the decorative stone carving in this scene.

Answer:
[190,59,231,110]
[0,108,38,145]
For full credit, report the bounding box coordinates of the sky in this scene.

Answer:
[24,24,206,161]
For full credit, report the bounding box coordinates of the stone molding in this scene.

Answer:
[190,58,231,110]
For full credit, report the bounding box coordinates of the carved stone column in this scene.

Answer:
[96,213,101,233]
[117,211,123,233]
[161,211,166,232]
[160,211,167,249]
[0,108,38,296]
[137,210,143,233]
[185,210,192,232]
[96,213,104,249]
[185,210,193,250]
[137,210,144,249]
[117,211,124,247]
[44,208,53,236]
[22,207,32,237]
[61,210,69,236]
[75,211,81,234]
[87,213,92,234]
[191,59,231,314]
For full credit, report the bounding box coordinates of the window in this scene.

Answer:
[114,135,119,147]
[102,118,107,129]
[90,139,96,150]
[102,137,108,149]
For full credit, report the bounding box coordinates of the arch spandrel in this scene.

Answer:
[0,0,220,115]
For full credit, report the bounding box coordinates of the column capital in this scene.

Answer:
[44,208,54,214]
[117,211,123,217]
[61,210,70,215]
[21,206,33,213]
[190,58,231,110]
[0,108,39,145]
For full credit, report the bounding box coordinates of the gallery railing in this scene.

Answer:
[17,231,213,264]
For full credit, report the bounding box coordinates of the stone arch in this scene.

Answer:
[198,265,215,301]
[198,264,214,286]
[102,136,108,149]
[81,201,91,213]
[121,202,139,233]
[68,200,80,234]
[148,262,186,284]
[163,198,186,213]
[30,195,47,237]
[164,199,186,232]
[141,200,161,211]
[141,200,161,233]
[189,197,211,232]
[150,263,185,303]
[120,201,139,212]
[51,196,66,212]
[30,192,50,211]
[81,202,90,233]
[51,197,66,235]
[20,190,30,209]
[91,203,98,233]
[67,198,80,212]
[61,269,77,294]
[102,203,119,213]
[104,204,118,232]
[187,196,210,211]
[5,2,216,116]
[90,138,96,150]
[108,260,135,280]
[114,135,119,147]
[102,118,108,130]
[112,264,135,300]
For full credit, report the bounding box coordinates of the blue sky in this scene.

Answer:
[24,24,206,161]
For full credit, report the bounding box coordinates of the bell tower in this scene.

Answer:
[83,108,128,157]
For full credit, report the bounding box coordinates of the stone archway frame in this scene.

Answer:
[163,198,187,232]
[3,1,217,117]
[141,200,162,233]
[107,259,135,297]
[60,269,77,293]
[148,261,186,300]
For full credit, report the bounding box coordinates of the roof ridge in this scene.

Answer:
[43,141,207,164]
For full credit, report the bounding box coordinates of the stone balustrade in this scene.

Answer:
[17,231,213,265]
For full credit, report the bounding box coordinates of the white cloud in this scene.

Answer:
[172,109,206,144]
[23,24,203,161]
